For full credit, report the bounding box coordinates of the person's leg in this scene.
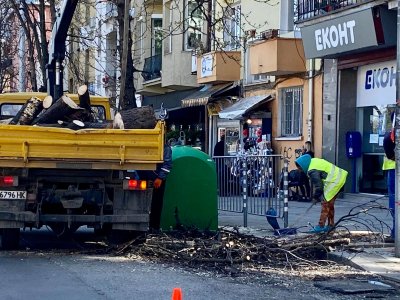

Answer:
[318,201,328,227]
[327,197,337,227]
[388,169,395,238]
[149,183,166,230]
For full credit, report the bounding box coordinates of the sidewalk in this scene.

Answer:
[218,193,400,284]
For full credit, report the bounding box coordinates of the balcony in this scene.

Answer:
[249,38,306,76]
[296,0,359,22]
[142,54,162,82]
[196,51,241,84]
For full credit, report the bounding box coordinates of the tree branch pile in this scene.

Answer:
[112,229,355,275]
[111,198,395,276]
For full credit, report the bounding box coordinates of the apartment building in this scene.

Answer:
[296,0,397,194]
[134,0,318,157]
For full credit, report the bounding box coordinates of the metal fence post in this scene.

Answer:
[283,158,289,228]
[242,157,248,227]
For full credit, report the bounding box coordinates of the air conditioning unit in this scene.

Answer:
[260,29,279,40]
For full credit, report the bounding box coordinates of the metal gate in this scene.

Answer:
[214,154,289,227]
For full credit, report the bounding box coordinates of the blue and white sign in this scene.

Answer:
[200,54,213,78]
[357,60,396,107]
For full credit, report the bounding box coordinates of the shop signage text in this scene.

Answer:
[357,60,396,107]
[300,9,377,59]
[315,21,355,51]
[365,66,396,90]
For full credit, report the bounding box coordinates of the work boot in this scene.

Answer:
[308,225,328,233]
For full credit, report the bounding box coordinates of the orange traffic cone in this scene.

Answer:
[171,287,182,300]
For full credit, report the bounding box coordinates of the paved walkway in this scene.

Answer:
[218,193,400,284]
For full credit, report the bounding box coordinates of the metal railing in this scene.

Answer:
[214,154,289,227]
[142,54,162,81]
[296,0,358,21]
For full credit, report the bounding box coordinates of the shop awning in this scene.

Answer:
[143,88,200,111]
[181,83,237,108]
[218,94,274,120]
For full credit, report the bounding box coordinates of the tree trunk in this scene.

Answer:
[18,97,44,125]
[77,84,91,110]
[113,106,157,129]
[67,120,85,130]
[32,95,82,125]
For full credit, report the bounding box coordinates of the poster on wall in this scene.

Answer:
[357,60,396,107]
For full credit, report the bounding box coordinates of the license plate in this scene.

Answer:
[0,191,27,200]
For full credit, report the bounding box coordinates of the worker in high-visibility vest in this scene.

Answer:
[295,154,348,233]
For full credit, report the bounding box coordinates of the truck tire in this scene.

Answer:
[1,228,20,250]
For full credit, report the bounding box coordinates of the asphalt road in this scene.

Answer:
[0,228,399,300]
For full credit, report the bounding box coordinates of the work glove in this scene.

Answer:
[154,178,163,189]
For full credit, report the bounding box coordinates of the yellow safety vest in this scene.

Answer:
[382,156,395,170]
[308,158,348,202]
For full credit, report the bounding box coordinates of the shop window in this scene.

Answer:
[280,86,303,137]
[184,0,203,51]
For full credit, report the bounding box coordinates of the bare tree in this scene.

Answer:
[0,2,17,93]
[6,0,55,92]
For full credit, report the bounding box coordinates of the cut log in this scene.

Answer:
[34,123,66,128]
[33,95,53,123]
[67,120,85,130]
[65,109,93,123]
[43,95,53,109]
[83,122,112,129]
[77,85,91,110]
[113,106,157,129]
[19,97,44,125]
[32,95,81,125]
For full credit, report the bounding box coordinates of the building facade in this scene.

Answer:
[296,0,397,193]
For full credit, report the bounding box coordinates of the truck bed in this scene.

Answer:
[0,121,164,171]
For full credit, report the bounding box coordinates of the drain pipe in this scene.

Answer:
[307,59,315,142]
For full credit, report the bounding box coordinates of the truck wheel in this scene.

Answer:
[50,224,80,238]
[0,228,20,250]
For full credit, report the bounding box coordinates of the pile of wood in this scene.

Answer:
[1,85,157,130]
[113,229,352,275]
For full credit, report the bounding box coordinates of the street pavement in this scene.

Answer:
[218,193,400,284]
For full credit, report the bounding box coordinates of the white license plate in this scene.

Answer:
[0,191,27,200]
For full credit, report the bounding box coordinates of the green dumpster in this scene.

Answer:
[160,146,218,231]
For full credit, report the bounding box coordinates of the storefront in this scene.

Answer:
[300,4,397,193]
[217,94,274,155]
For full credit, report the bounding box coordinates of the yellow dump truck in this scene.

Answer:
[0,92,164,249]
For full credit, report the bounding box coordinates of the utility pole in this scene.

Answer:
[118,0,130,111]
[395,0,400,257]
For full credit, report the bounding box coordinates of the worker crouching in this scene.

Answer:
[295,154,348,233]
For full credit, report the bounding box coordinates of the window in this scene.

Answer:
[1,104,23,118]
[280,87,303,137]
[164,3,173,54]
[151,18,163,56]
[223,5,241,51]
[184,0,203,51]
[91,105,106,121]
